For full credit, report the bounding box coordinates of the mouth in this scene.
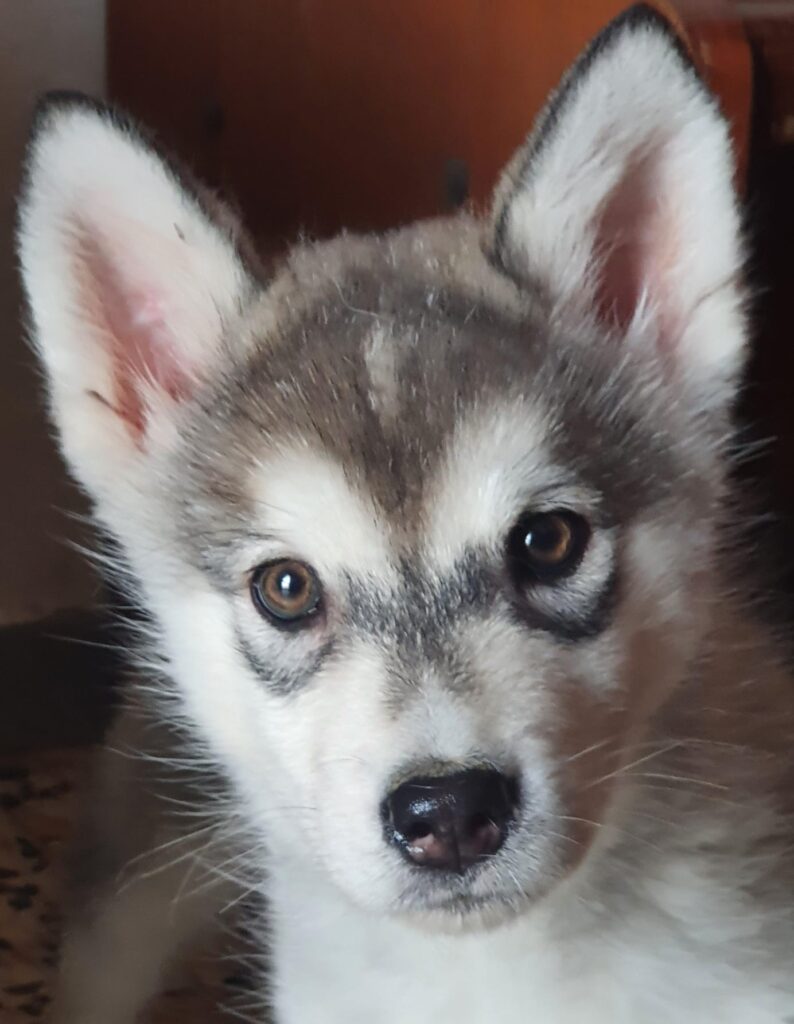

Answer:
[392,854,539,923]
[387,814,577,927]
[394,878,538,931]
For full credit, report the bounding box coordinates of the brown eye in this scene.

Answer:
[251,560,322,626]
[506,511,589,584]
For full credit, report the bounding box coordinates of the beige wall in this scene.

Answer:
[0,0,106,623]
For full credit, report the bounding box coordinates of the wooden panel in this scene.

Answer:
[218,0,488,239]
[107,0,221,185]
[219,1,644,239]
[215,1,751,240]
[745,12,794,144]
[668,1,752,186]
[108,1,752,239]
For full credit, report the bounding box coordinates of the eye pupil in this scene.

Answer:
[523,515,572,560]
[251,559,321,625]
[507,510,588,583]
[276,570,304,599]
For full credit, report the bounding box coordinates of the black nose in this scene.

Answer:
[382,769,519,874]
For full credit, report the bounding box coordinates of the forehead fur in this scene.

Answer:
[173,211,699,573]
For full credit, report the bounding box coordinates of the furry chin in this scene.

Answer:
[393,892,537,935]
[389,873,548,934]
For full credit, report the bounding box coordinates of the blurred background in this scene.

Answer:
[0,0,793,749]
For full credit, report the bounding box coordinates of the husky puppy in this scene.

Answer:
[17,6,794,1023]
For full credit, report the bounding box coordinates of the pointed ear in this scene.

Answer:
[17,94,256,500]
[489,6,746,408]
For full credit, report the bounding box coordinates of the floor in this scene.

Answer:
[0,745,257,1023]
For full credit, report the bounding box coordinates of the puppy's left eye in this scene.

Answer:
[251,560,322,625]
[506,510,589,584]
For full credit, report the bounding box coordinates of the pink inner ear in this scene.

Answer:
[595,149,679,342]
[74,226,195,439]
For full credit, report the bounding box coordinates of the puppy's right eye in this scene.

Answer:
[506,510,590,585]
[250,560,322,626]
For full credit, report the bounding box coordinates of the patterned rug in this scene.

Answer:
[0,747,257,1022]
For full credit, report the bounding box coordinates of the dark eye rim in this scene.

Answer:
[505,509,591,586]
[250,559,323,629]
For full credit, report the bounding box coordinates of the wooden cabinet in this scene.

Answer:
[108,2,750,240]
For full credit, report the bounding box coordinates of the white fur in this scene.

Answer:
[365,325,401,419]
[248,447,394,579]
[267,851,794,1024]
[425,399,558,564]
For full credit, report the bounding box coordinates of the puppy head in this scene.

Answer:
[19,9,744,925]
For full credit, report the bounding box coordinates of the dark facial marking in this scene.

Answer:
[508,564,620,643]
[345,551,498,667]
[347,549,619,693]
[236,629,335,696]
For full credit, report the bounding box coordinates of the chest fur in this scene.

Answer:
[267,861,794,1024]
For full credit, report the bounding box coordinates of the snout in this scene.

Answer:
[381,768,520,874]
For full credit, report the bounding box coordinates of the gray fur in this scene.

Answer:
[178,225,685,567]
[171,219,698,705]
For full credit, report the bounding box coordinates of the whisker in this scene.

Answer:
[583,741,682,790]
[554,814,666,855]
[564,737,614,764]
[622,771,729,792]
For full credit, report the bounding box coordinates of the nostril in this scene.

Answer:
[383,768,520,873]
[467,811,497,839]
[463,812,504,859]
[405,819,433,842]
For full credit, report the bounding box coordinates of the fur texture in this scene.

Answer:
[17,7,794,1022]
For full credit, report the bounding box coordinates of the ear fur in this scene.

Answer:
[489,5,746,408]
[17,93,256,500]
